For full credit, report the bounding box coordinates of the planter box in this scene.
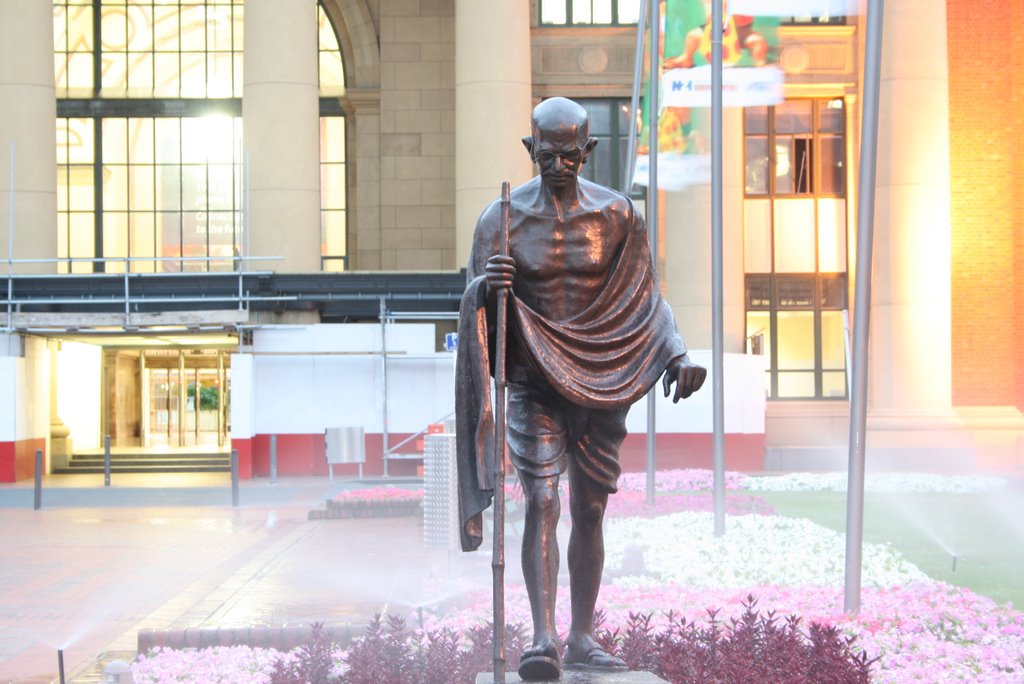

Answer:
[310,498,423,520]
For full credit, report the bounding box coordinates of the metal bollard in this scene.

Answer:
[104,435,111,487]
[33,449,42,510]
[270,434,277,484]
[231,449,239,507]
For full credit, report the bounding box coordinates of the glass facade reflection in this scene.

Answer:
[743,99,849,399]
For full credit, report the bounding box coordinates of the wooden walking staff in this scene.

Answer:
[491,181,511,683]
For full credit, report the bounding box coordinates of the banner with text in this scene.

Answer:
[634,0,782,190]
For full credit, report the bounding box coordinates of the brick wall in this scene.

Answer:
[1014,0,1024,414]
[946,0,1024,410]
[377,0,456,270]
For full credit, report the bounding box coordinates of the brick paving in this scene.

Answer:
[0,473,485,684]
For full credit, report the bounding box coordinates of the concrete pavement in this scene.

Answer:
[0,473,487,683]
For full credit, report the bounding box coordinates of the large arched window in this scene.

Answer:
[318,4,347,271]
[54,0,348,273]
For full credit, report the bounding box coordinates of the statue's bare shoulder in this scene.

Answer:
[575,178,640,231]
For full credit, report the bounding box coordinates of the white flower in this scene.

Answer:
[742,472,1006,494]
[604,512,930,589]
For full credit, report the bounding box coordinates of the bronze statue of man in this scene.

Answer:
[456,97,706,681]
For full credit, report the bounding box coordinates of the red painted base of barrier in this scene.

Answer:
[0,439,46,483]
[619,433,765,473]
[230,438,254,480]
[232,432,765,480]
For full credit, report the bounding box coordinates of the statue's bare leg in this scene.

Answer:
[564,457,627,671]
[517,470,562,679]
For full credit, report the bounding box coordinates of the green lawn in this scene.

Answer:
[759,490,1024,609]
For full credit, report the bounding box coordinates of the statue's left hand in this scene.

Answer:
[662,354,707,403]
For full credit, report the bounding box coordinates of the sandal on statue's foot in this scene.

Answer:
[563,643,628,672]
[518,642,561,681]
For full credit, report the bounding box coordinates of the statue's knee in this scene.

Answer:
[572,500,604,530]
[526,481,560,517]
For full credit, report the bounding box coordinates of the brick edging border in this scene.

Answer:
[137,623,357,655]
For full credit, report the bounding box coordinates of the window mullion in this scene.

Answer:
[769,280,779,399]
[94,116,104,273]
[92,0,102,98]
[814,288,823,398]
[609,100,620,191]
[768,106,775,196]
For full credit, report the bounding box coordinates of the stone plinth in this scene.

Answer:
[477,670,667,684]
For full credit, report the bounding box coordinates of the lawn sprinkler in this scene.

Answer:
[951,553,958,573]
[57,649,65,684]
[103,660,134,683]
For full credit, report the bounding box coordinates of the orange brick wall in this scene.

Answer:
[946,0,1024,411]
[1017,0,1024,414]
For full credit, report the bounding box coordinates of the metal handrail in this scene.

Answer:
[3,254,284,331]
[383,410,456,459]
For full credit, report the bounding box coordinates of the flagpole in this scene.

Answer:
[845,0,885,615]
[710,0,726,538]
[624,0,649,194]
[645,0,661,508]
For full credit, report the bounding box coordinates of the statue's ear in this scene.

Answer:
[581,136,599,162]
[522,136,534,157]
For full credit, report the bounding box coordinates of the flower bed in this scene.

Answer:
[137,472,1024,682]
[309,488,423,519]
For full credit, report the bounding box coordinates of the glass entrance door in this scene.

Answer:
[147,366,181,449]
[143,350,229,449]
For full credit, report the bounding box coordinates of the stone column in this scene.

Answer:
[454,0,533,267]
[243,0,320,272]
[869,0,952,413]
[665,108,746,352]
[49,341,71,468]
[859,0,970,468]
[344,89,382,271]
[0,1,57,274]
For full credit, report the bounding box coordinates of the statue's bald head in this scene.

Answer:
[522,97,598,167]
[530,97,589,145]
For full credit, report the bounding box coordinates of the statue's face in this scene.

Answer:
[532,126,586,190]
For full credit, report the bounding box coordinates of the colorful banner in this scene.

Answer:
[634,0,782,189]
[662,64,784,107]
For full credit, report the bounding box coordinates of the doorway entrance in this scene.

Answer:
[105,348,231,451]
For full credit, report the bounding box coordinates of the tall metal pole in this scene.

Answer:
[380,297,390,477]
[710,0,726,538]
[845,0,885,615]
[6,143,12,263]
[644,0,661,508]
[244,149,251,271]
[7,143,13,331]
[491,182,512,683]
[624,0,649,193]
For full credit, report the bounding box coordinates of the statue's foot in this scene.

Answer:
[518,640,561,681]
[564,641,628,672]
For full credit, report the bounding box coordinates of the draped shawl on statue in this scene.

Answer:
[455,220,686,552]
